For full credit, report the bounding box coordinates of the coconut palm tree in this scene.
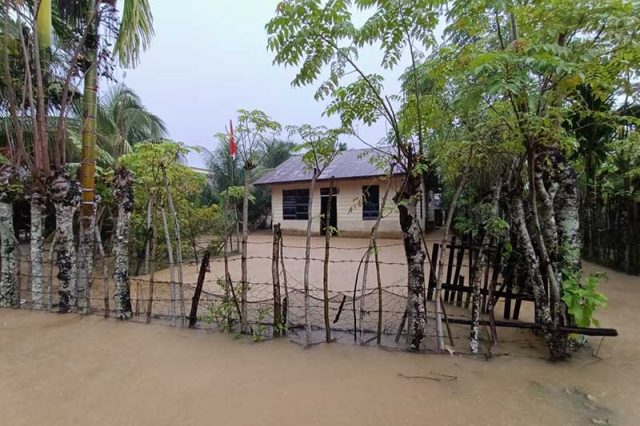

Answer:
[76,0,155,313]
[66,84,166,166]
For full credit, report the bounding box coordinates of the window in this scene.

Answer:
[283,189,309,220]
[362,185,379,220]
[320,188,338,196]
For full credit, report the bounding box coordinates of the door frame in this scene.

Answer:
[320,187,338,236]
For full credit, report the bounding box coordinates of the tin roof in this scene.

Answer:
[254,149,400,185]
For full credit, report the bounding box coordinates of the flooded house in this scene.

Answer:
[254,149,440,237]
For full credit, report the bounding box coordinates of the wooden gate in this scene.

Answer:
[426,235,534,320]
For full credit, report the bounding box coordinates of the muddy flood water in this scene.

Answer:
[1,240,640,425]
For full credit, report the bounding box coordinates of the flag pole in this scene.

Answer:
[229,119,240,251]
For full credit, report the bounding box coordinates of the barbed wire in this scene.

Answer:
[2,233,538,354]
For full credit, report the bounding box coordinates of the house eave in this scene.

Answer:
[254,172,404,187]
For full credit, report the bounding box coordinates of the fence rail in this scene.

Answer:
[0,232,616,354]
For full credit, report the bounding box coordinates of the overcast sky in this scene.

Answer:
[117,1,412,167]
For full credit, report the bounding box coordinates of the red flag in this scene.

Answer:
[229,119,237,159]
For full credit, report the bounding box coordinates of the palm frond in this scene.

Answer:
[113,0,154,68]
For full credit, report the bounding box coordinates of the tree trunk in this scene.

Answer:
[512,197,568,360]
[77,196,98,313]
[146,219,156,324]
[555,162,581,280]
[272,224,282,337]
[279,234,289,336]
[112,168,133,320]
[144,197,153,275]
[241,165,252,333]
[29,192,45,309]
[435,163,469,351]
[162,168,185,327]
[47,231,58,311]
[160,207,177,324]
[359,169,394,344]
[395,176,427,352]
[373,238,383,345]
[470,182,502,353]
[78,0,98,310]
[50,172,81,312]
[95,223,109,318]
[323,179,334,343]
[303,173,318,345]
[0,199,17,307]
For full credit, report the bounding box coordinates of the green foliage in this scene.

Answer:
[250,307,270,343]
[267,0,440,172]
[287,124,343,175]
[202,111,290,229]
[65,84,167,167]
[201,279,237,333]
[230,109,282,169]
[113,0,155,68]
[120,140,222,262]
[220,186,253,203]
[562,273,608,328]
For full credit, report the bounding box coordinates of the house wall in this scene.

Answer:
[270,176,413,238]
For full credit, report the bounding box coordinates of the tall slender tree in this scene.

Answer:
[225,109,281,332]
[267,0,440,350]
[77,0,154,312]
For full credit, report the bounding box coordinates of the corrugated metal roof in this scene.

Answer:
[254,149,399,185]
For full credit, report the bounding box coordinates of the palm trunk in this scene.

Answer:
[395,175,427,352]
[29,192,45,308]
[77,197,98,313]
[303,173,318,345]
[112,168,133,320]
[95,223,109,318]
[78,0,98,307]
[0,199,17,307]
[51,172,81,312]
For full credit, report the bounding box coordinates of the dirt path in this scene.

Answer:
[2,238,639,425]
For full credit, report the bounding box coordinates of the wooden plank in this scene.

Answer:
[427,243,439,301]
[464,246,477,308]
[188,250,210,328]
[455,274,464,307]
[437,282,534,301]
[481,254,491,313]
[446,318,618,337]
[513,299,522,320]
[445,237,456,288]
[449,246,464,304]
[485,243,502,314]
[503,265,513,320]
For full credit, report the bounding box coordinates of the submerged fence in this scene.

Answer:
[3,229,593,353]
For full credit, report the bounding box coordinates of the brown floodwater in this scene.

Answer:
[1,258,639,425]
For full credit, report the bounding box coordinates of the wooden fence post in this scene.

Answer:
[189,250,210,328]
[373,238,383,345]
[272,225,282,337]
[279,235,289,335]
[322,178,334,343]
[146,226,156,324]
